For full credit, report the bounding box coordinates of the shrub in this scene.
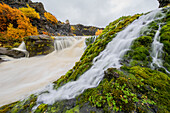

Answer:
[19,4,40,20]
[95,29,103,36]
[44,12,58,24]
[0,3,38,45]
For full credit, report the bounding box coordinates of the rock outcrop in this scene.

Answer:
[158,0,170,7]
[71,24,104,36]
[24,35,54,57]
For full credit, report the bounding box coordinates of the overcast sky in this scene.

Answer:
[32,0,159,27]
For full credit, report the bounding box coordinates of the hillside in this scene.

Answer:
[0,0,170,113]
[0,0,170,112]
[0,0,102,49]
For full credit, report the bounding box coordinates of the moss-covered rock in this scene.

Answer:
[1,7,170,113]
[24,35,54,57]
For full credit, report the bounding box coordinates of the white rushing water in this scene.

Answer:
[37,9,164,105]
[12,41,29,57]
[151,25,170,74]
[0,37,85,106]
[54,37,76,51]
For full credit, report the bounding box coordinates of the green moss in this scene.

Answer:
[159,9,170,72]
[0,102,18,113]
[76,65,169,112]
[35,104,48,113]
[123,35,153,67]
[65,105,79,113]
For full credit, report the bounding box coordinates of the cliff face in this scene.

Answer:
[158,0,170,7]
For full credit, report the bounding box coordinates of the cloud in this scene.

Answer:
[32,0,159,27]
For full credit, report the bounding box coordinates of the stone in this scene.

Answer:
[158,0,170,7]
[24,35,54,57]
[71,24,104,36]
[0,47,25,58]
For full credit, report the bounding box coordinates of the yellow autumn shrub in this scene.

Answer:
[44,12,58,24]
[95,29,103,36]
[0,3,38,44]
[6,23,25,39]
[71,26,76,31]
[19,4,40,19]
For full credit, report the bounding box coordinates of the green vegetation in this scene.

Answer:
[160,11,170,71]
[53,14,141,88]
[77,66,169,112]
[0,7,170,113]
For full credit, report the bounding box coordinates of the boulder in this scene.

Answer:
[158,0,170,7]
[0,47,25,58]
[24,35,54,57]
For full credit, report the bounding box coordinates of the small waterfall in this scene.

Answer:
[151,25,170,74]
[12,41,29,57]
[18,41,27,50]
[54,37,76,51]
[37,9,164,105]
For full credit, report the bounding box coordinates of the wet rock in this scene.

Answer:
[71,24,104,36]
[104,68,120,80]
[0,57,4,63]
[158,0,170,7]
[0,47,25,58]
[24,35,54,57]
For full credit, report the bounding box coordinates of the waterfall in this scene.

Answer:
[0,38,85,107]
[12,41,29,57]
[151,25,170,74]
[37,9,164,105]
[54,37,77,51]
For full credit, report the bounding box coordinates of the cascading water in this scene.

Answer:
[37,9,164,105]
[151,25,170,74]
[0,37,85,107]
[12,41,29,57]
[54,37,76,51]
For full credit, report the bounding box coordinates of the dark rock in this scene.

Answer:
[71,24,104,36]
[0,57,4,63]
[104,68,120,80]
[24,35,54,57]
[158,0,170,7]
[0,47,25,58]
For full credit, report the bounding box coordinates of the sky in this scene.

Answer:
[32,0,159,27]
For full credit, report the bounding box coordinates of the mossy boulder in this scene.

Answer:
[24,35,54,57]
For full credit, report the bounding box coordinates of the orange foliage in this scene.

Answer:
[0,3,38,41]
[19,4,40,19]
[42,31,49,35]
[95,29,103,36]
[44,12,58,24]
[6,23,25,39]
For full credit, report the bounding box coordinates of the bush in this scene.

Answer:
[19,4,40,20]
[95,29,103,36]
[44,12,58,24]
[0,3,38,46]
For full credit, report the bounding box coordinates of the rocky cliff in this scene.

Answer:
[71,24,104,36]
[0,0,73,36]
[0,0,103,36]
[158,0,170,7]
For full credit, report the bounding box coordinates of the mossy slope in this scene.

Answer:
[1,7,170,113]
